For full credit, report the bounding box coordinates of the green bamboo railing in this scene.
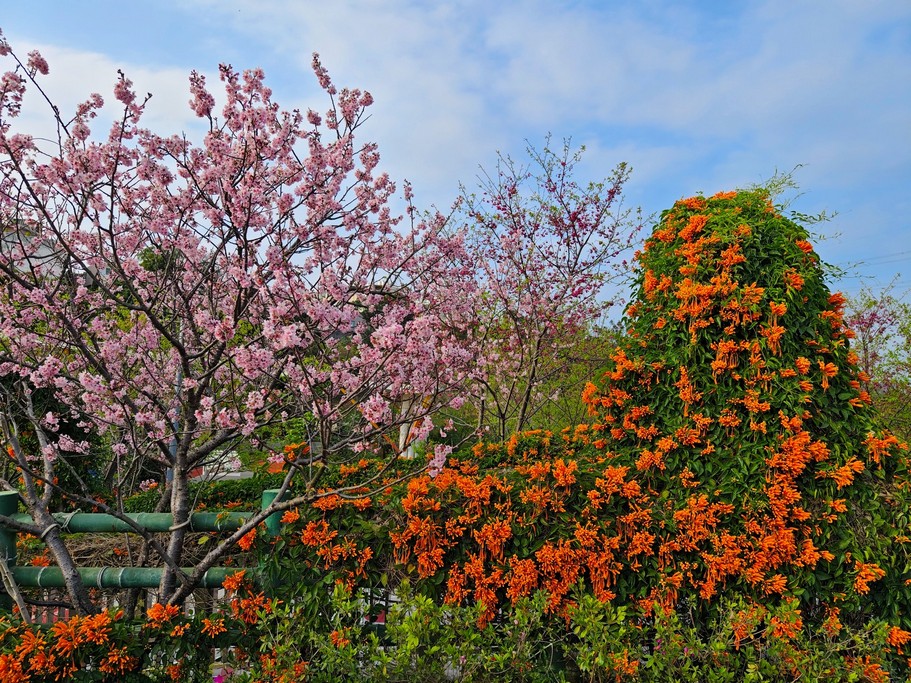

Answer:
[0,488,283,607]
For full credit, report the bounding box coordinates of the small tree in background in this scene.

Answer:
[846,283,911,444]
[459,139,640,442]
[0,31,476,612]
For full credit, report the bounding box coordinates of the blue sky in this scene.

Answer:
[2,0,909,298]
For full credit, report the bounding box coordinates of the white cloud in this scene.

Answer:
[3,0,909,287]
[9,39,209,148]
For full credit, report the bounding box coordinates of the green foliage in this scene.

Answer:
[0,583,899,682]
[232,582,569,683]
[122,472,287,513]
[567,592,894,682]
[7,188,911,680]
[0,607,233,682]
[382,190,911,674]
[599,190,911,625]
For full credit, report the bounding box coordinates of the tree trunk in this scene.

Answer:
[32,508,97,615]
[515,337,544,435]
[158,462,189,603]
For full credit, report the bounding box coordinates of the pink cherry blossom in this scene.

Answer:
[26,50,48,76]
[459,138,638,441]
[0,31,479,611]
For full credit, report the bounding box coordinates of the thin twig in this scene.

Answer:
[0,552,32,624]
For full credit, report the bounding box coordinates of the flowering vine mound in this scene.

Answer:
[390,190,911,671]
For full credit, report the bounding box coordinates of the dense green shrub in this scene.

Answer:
[123,473,288,513]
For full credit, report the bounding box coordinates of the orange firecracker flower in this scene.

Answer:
[169,623,190,637]
[854,561,886,594]
[761,324,786,355]
[887,626,911,654]
[768,603,803,640]
[78,612,113,645]
[222,570,246,592]
[202,616,228,638]
[31,553,51,567]
[552,458,578,486]
[818,361,838,390]
[826,457,865,488]
[146,603,180,627]
[231,592,270,625]
[99,647,137,675]
[507,557,539,601]
[280,508,300,524]
[678,196,707,210]
[821,607,842,638]
[864,432,904,465]
[783,269,804,290]
[238,527,257,551]
[329,629,350,648]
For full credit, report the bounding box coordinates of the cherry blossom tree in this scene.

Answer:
[459,139,639,442]
[0,31,476,612]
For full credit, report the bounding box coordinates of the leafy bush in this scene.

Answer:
[123,473,288,513]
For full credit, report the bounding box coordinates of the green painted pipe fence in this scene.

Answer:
[10,566,236,589]
[8,511,253,534]
[0,489,283,605]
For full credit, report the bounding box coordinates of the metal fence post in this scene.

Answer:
[261,489,282,538]
[259,489,284,597]
[0,491,19,610]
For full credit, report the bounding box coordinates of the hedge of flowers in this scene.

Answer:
[2,190,910,681]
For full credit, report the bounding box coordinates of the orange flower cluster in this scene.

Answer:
[853,561,886,595]
[297,517,373,582]
[768,609,803,640]
[231,591,270,625]
[825,457,865,489]
[202,616,227,637]
[280,508,301,524]
[888,626,911,655]
[0,610,136,681]
[222,569,247,592]
[674,366,702,414]
[329,629,351,648]
[257,652,309,682]
[146,602,180,627]
[238,526,258,551]
[865,432,907,465]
